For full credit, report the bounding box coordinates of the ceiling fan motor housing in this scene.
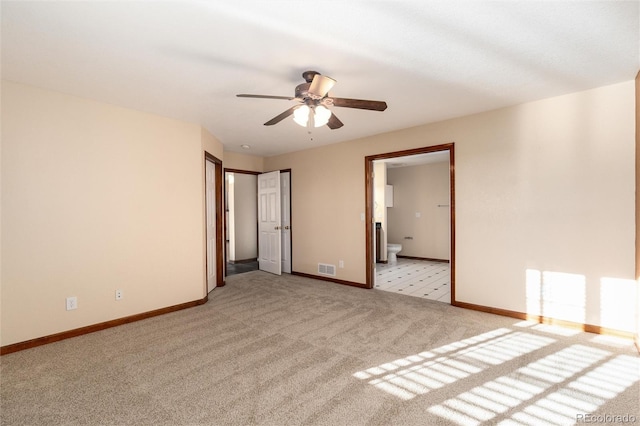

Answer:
[295,82,312,99]
[302,70,320,83]
[296,70,323,99]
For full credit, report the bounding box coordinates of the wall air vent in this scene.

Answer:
[318,263,336,277]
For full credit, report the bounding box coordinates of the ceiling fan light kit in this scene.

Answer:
[312,105,331,127]
[237,71,387,130]
[307,74,336,99]
[293,104,332,128]
[293,105,310,127]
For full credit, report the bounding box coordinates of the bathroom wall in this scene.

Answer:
[387,161,450,260]
[373,161,388,261]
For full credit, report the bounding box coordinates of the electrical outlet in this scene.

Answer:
[339,260,344,268]
[66,296,77,311]
[115,289,123,301]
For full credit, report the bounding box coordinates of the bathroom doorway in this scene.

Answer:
[364,143,455,303]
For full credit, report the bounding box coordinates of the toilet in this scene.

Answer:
[387,243,402,263]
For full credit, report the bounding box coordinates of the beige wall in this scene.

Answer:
[266,80,637,332]
[387,161,450,260]
[2,78,636,346]
[266,144,368,281]
[223,151,264,172]
[1,81,223,346]
[202,128,223,161]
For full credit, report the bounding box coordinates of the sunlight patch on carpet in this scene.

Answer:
[353,328,555,401]
[428,345,640,426]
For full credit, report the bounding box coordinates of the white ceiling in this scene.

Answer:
[2,1,638,157]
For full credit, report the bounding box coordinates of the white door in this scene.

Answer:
[258,171,281,275]
[280,172,292,273]
[206,160,217,293]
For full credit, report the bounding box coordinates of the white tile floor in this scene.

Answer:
[375,258,450,303]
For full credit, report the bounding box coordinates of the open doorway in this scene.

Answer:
[224,169,292,276]
[224,169,259,276]
[365,143,455,303]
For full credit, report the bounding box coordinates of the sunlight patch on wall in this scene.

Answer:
[526,269,586,324]
[353,328,555,401]
[525,269,542,316]
[599,277,638,332]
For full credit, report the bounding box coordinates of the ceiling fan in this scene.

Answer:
[237,71,387,130]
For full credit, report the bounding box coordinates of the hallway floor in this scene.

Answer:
[226,260,259,276]
[375,258,450,303]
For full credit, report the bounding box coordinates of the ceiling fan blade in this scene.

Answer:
[264,106,297,126]
[237,94,295,100]
[308,74,336,98]
[327,113,343,130]
[331,97,387,111]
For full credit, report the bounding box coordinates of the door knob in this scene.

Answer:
[284,226,290,230]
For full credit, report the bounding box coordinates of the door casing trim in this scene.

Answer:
[205,152,225,289]
[364,143,455,304]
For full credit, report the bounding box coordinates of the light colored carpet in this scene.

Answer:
[1,271,638,425]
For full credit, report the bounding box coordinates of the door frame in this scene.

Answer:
[205,152,225,289]
[280,169,293,274]
[364,143,455,302]
[223,168,293,275]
